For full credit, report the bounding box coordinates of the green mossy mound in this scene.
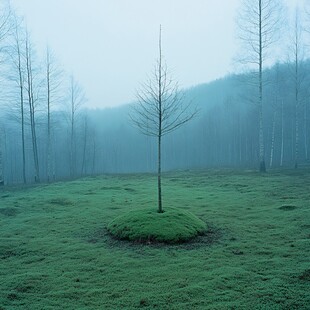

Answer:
[107,207,206,244]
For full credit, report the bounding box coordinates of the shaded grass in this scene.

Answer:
[0,168,309,309]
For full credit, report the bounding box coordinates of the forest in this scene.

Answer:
[0,1,309,184]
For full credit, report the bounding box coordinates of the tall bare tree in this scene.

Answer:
[237,0,283,172]
[0,0,11,185]
[288,9,305,169]
[25,31,40,182]
[130,26,197,213]
[7,15,27,183]
[45,46,63,182]
[0,127,4,185]
[67,76,85,178]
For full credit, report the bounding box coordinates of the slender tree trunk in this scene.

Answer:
[70,81,75,178]
[305,101,308,160]
[295,102,299,169]
[68,77,83,178]
[91,140,96,175]
[270,111,276,168]
[47,50,51,182]
[157,133,162,213]
[20,83,26,184]
[291,9,303,169]
[47,92,51,181]
[70,115,75,177]
[81,117,88,176]
[239,113,242,164]
[53,134,56,181]
[0,131,4,186]
[294,49,299,169]
[280,99,284,166]
[26,38,40,183]
[29,101,40,182]
[157,25,163,213]
[258,0,266,172]
[16,33,26,183]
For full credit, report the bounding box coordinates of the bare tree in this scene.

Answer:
[269,63,284,168]
[130,26,197,213]
[25,31,41,182]
[6,15,28,183]
[0,127,4,185]
[67,76,86,178]
[237,0,283,172]
[0,0,11,185]
[45,46,63,182]
[288,8,305,169]
[81,113,89,176]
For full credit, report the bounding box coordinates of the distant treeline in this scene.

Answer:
[1,60,310,184]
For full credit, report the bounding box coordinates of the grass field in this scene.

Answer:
[0,169,309,309]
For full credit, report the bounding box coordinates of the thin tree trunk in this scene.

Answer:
[292,9,301,169]
[295,103,299,169]
[91,140,96,175]
[81,117,88,176]
[53,134,56,181]
[47,49,51,182]
[0,131,4,186]
[292,119,294,161]
[258,0,266,172]
[157,25,163,213]
[270,111,276,168]
[70,87,75,178]
[70,116,75,177]
[294,53,299,169]
[20,83,26,184]
[280,99,284,166]
[304,100,308,160]
[30,102,40,182]
[17,34,26,183]
[157,133,162,213]
[26,37,40,182]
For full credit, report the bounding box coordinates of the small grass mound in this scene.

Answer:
[107,207,206,244]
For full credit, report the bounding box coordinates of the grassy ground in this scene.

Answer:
[0,169,309,309]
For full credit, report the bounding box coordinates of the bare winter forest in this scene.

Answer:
[0,0,310,184]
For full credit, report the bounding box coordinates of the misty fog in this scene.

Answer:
[0,0,309,184]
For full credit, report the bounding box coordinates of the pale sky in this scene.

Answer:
[10,0,304,109]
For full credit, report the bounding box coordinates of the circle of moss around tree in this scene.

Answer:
[107,207,206,244]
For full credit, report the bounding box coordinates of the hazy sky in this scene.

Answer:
[10,0,304,109]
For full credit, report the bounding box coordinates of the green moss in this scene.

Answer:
[107,207,206,243]
[0,169,310,309]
